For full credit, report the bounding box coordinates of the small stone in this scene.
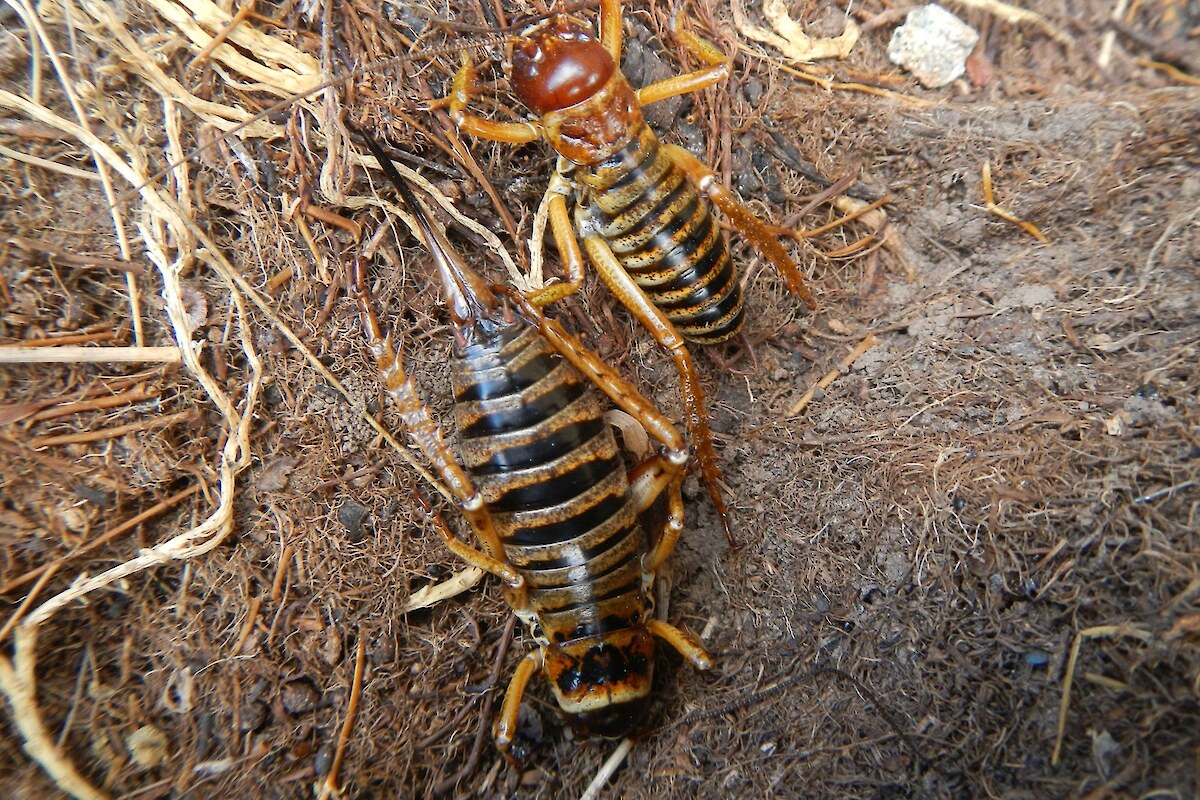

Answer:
[280,678,320,715]
[126,725,169,769]
[238,700,270,733]
[888,5,979,88]
[338,501,369,542]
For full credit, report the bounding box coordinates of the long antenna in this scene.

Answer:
[354,129,434,238]
[353,127,499,323]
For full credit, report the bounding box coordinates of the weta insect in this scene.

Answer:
[351,131,713,754]
[447,0,818,542]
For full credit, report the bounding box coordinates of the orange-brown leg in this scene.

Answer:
[525,171,588,307]
[351,255,513,566]
[647,619,714,670]
[448,53,542,144]
[493,650,543,755]
[576,234,737,547]
[598,0,623,64]
[663,143,817,309]
[636,15,731,106]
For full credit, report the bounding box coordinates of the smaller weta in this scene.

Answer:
[448,0,819,543]
[350,131,713,753]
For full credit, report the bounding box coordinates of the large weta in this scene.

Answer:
[351,132,712,753]
[447,0,818,542]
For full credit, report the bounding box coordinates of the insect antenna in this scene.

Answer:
[115,36,506,208]
[352,127,499,324]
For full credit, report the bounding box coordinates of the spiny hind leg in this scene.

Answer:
[350,254,516,581]
[636,14,731,106]
[578,235,737,548]
[504,288,689,571]
[663,143,817,309]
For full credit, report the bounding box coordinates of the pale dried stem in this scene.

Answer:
[0,345,182,364]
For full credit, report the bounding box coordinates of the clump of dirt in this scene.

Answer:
[2,0,1197,798]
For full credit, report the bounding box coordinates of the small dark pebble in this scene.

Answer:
[338,501,369,543]
[239,700,270,733]
[313,743,335,776]
[281,678,320,716]
[516,702,544,744]
[263,384,284,407]
[1134,383,1159,400]
[675,119,706,154]
[378,499,401,525]
[743,77,765,106]
[74,485,113,507]
[750,150,788,206]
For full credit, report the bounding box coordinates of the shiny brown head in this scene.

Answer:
[542,627,656,739]
[510,16,615,115]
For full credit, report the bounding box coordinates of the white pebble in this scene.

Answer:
[888,4,980,88]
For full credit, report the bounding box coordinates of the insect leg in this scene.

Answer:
[647,619,714,670]
[598,0,623,63]
[493,650,544,754]
[414,490,524,589]
[635,15,731,107]
[577,234,736,547]
[449,53,543,144]
[525,171,587,307]
[349,255,510,564]
[662,143,817,309]
[503,288,690,570]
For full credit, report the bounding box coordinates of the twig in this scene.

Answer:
[187,0,255,71]
[0,346,181,364]
[0,483,204,595]
[9,331,119,348]
[1053,624,1153,765]
[787,334,877,416]
[981,161,1049,243]
[7,237,142,274]
[401,567,486,613]
[1134,480,1196,505]
[30,409,196,447]
[316,636,368,800]
[1135,58,1200,86]
[0,565,61,643]
[579,739,635,800]
[0,144,101,181]
[230,596,262,656]
[0,628,105,800]
[432,617,515,794]
[28,386,156,424]
[945,0,1073,45]
[270,542,295,602]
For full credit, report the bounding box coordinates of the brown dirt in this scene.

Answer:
[1,0,1198,798]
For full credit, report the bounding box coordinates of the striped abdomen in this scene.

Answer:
[577,124,745,345]
[449,320,648,645]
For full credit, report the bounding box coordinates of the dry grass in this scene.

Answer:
[1,0,1197,797]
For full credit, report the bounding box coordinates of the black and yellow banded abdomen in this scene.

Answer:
[578,125,745,345]
[449,322,647,644]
